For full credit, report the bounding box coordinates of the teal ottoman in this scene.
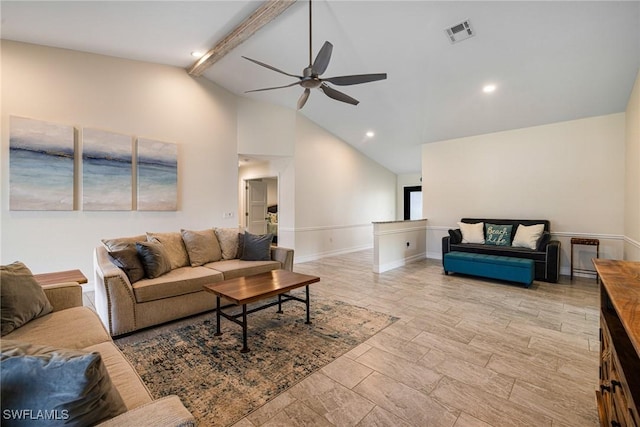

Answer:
[443,252,535,287]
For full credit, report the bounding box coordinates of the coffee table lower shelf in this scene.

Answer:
[203,270,321,353]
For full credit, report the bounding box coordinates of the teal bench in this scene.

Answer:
[443,251,534,287]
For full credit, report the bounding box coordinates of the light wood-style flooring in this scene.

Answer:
[233,250,600,427]
[86,250,600,426]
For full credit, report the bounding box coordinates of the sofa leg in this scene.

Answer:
[444,270,449,275]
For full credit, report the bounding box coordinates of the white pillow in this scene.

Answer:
[457,222,485,244]
[512,223,545,250]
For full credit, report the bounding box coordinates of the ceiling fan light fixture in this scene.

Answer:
[191,51,204,58]
[365,131,375,138]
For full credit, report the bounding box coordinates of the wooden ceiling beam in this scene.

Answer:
[187,0,297,77]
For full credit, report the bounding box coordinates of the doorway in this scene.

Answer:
[245,177,279,244]
[403,185,423,220]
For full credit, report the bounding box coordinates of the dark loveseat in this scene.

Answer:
[442,218,561,283]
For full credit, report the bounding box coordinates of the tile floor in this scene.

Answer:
[86,250,601,426]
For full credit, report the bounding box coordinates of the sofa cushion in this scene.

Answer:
[215,228,241,260]
[83,342,152,410]
[241,231,274,261]
[512,223,545,250]
[485,223,513,246]
[181,229,222,266]
[205,259,281,280]
[4,306,111,349]
[1,262,53,337]
[102,235,147,252]
[458,221,485,244]
[0,340,127,426]
[448,229,462,244]
[449,243,547,262]
[136,241,172,279]
[108,246,145,284]
[147,232,190,270]
[132,267,224,303]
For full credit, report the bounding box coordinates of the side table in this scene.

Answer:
[33,269,88,286]
[570,238,599,280]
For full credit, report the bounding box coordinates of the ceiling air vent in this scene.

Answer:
[445,19,474,44]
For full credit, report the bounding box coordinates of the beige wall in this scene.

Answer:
[1,41,240,277]
[625,69,640,261]
[0,41,398,277]
[422,113,626,274]
[294,115,396,262]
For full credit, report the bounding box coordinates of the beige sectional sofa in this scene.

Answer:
[2,278,195,426]
[94,228,294,336]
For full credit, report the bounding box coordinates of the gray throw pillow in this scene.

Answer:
[0,340,127,426]
[241,232,274,261]
[181,229,222,266]
[1,262,53,337]
[108,245,145,284]
[136,241,171,279]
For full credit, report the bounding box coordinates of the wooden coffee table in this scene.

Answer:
[203,269,320,353]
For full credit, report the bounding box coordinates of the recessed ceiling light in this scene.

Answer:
[365,131,375,138]
[483,84,496,93]
[191,51,204,58]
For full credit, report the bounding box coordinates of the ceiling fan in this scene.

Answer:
[243,0,387,110]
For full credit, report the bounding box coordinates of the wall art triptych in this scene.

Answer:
[9,116,178,211]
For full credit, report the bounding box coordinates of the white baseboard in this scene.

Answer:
[374,252,426,273]
[295,244,373,264]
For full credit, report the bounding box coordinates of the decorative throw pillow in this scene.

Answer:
[236,232,245,259]
[215,228,241,260]
[448,229,463,244]
[136,241,172,279]
[512,223,545,250]
[457,222,485,244]
[241,232,274,261]
[101,235,147,252]
[180,229,222,266]
[0,340,127,426]
[108,246,145,284]
[146,232,190,270]
[485,223,513,246]
[1,262,53,337]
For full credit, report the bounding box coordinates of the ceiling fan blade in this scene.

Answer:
[297,88,311,110]
[324,73,387,86]
[319,83,359,106]
[245,81,301,93]
[312,41,333,75]
[242,56,302,79]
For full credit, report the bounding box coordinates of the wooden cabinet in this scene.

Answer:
[594,259,640,427]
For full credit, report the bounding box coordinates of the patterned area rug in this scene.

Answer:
[115,297,397,426]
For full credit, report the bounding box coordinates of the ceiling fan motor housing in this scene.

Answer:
[301,67,322,88]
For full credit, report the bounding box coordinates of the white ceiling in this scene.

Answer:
[2,1,639,174]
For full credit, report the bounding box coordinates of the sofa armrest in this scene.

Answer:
[441,236,451,266]
[94,246,138,336]
[42,282,83,312]
[271,246,294,271]
[544,240,561,283]
[96,396,195,427]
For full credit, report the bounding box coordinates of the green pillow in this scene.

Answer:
[485,224,513,246]
[1,262,53,336]
[0,340,126,426]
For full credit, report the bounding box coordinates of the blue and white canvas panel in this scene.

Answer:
[9,116,74,211]
[137,138,177,211]
[82,128,132,210]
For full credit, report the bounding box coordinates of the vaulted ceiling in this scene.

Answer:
[2,1,639,174]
